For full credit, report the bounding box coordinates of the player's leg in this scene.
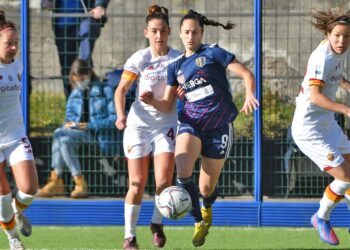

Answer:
[0,158,25,250]
[9,137,38,238]
[199,123,233,230]
[313,164,350,245]
[341,154,350,214]
[151,126,176,248]
[175,128,204,247]
[293,126,350,245]
[123,127,152,250]
[199,158,224,228]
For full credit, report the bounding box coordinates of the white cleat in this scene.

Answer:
[9,237,25,250]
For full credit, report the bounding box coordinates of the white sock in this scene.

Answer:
[0,193,17,239]
[124,203,141,239]
[12,191,35,214]
[318,180,350,220]
[151,195,163,224]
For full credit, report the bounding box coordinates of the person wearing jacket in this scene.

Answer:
[41,0,110,97]
[37,59,116,198]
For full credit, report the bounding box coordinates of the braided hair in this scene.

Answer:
[145,4,169,26]
[180,10,234,30]
[311,8,350,35]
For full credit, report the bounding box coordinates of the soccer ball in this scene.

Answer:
[157,186,192,220]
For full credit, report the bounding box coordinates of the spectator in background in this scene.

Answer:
[37,59,117,198]
[41,0,110,98]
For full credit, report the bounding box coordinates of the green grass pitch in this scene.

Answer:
[1,226,350,249]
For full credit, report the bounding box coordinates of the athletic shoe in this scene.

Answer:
[15,212,32,237]
[201,207,212,229]
[9,237,25,250]
[311,212,339,245]
[150,223,166,248]
[192,220,208,247]
[123,236,138,250]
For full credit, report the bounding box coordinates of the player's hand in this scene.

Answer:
[175,86,185,100]
[240,93,259,115]
[115,115,127,130]
[139,91,154,105]
[90,6,106,19]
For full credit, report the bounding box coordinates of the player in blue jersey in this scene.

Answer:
[141,10,259,247]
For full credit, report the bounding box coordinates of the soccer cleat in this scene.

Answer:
[311,212,339,245]
[201,207,212,229]
[9,237,25,250]
[150,223,166,248]
[123,236,138,250]
[192,220,208,247]
[15,212,32,237]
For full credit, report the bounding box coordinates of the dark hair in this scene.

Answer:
[0,10,16,35]
[145,4,169,26]
[180,10,234,30]
[311,8,350,35]
[69,59,98,88]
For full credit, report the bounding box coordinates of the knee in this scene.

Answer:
[199,184,214,198]
[127,180,146,198]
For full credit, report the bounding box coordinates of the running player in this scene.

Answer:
[291,9,350,246]
[141,10,258,247]
[0,10,39,250]
[114,4,181,250]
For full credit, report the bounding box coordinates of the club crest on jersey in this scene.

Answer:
[195,57,206,67]
[177,74,185,84]
[8,75,13,81]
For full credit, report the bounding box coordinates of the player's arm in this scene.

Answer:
[114,71,136,130]
[227,58,259,114]
[140,85,177,113]
[309,80,350,117]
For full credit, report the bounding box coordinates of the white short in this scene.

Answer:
[0,137,34,166]
[293,125,350,170]
[123,125,176,160]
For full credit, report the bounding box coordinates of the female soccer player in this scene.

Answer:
[141,10,258,247]
[291,9,350,246]
[114,4,181,250]
[0,10,39,250]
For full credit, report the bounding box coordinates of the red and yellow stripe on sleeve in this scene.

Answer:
[309,78,324,88]
[121,70,138,82]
